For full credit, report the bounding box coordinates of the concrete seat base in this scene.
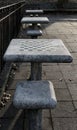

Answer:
[26,30,42,38]
[13,80,57,109]
[28,23,33,27]
[37,23,41,28]
[13,80,57,130]
[30,14,33,17]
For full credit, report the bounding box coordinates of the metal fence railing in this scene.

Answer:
[0,1,25,73]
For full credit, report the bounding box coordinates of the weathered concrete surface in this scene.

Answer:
[13,81,57,109]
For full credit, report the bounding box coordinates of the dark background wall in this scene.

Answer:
[0,0,77,8]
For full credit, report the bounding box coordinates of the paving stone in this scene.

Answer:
[53,118,77,130]
[19,63,30,67]
[42,118,52,130]
[51,102,77,118]
[52,34,67,40]
[42,63,58,66]
[14,66,30,80]
[51,80,67,88]
[72,59,77,65]
[55,88,72,101]
[42,110,51,118]
[71,22,77,26]
[72,53,77,60]
[59,64,76,83]
[65,38,77,43]
[70,46,77,53]
[58,62,73,66]
[73,101,77,109]
[59,64,74,72]
[47,35,58,39]
[67,84,77,100]
[66,34,77,40]
[42,65,60,72]
[46,71,63,80]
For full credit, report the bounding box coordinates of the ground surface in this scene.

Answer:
[0,12,77,130]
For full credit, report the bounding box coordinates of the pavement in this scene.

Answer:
[0,12,77,130]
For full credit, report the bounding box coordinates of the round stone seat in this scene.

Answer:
[13,80,57,109]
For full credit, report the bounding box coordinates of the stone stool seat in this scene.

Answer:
[26,30,42,38]
[37,23,41,28]
[30,14,33,17]
[25,10,43,14]
[13,80,57,109]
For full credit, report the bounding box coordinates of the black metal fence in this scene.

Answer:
[25,0,77,10]
[0,1,25,73]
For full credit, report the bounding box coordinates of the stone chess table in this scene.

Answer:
[4,39,73,80]
[25,10,43,14]
[21,17,49,24]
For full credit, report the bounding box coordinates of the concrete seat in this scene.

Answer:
[30,14,33,17]
[13,80,57,109]
[37,23,41,28]
[28,23,33,27]
[26,30,42,38]
[13,80,57,130]
[25,10,43,14]
[35,14,39,17]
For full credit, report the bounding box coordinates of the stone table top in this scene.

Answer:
[25,10,43,14]
[21,17,49,24]
[4,39,73,63]
[13,80,57,109]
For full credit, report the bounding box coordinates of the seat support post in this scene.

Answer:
[25,109,42,130]
[31,62,42,80]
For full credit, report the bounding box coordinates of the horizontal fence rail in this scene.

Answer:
[0,1,25,73]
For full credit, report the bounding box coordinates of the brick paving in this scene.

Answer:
[0,12,77,130]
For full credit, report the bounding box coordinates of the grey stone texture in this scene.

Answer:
[52,118,77,130]
[67,83,77,100]
[13,81,57,109]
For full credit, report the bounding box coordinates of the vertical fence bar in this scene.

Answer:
[0,20,4,71]
[0,22,2,72]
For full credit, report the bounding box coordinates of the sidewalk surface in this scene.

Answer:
[0,12,77,130]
